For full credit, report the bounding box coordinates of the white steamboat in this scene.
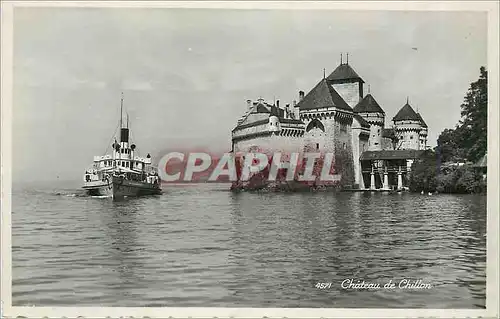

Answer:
[82,95,161,199]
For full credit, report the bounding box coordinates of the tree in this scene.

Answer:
[436,166,486,194]
[408,150,438,192]
[436,127,467,162]
[436,67,487,163]
[455,167,486,194]
[460,66,488,162]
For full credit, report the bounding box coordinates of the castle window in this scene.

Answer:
[316,143,320,150]
[410,136,413,140]
[343,143,346,149]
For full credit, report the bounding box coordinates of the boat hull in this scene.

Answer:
[83,176,161,199]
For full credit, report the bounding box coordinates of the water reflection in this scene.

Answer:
[454,196,487,308]
[97,199,145,298]
[12,185,487,308]
[226,191,486,308]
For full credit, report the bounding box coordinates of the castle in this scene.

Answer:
[231,57,429,190]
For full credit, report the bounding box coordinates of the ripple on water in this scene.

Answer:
[11,186,487,308]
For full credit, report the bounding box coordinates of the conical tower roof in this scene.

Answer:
[296,78,352,111]
[353,94,385,114]
[393,102,420,122]
[326,63,364,83]
[416,112,428,128]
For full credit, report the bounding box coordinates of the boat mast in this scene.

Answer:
[118,92,130,170]
[120,92,124,129]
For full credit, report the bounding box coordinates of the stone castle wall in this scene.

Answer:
[332,117,355,187]
[302,117,337,152]
[232,123,269,140]
[302,114,355,187]
[394,121,422,150]
[332,82,361,108]
[352,120,369,189]
[233,112,356,189]
[234,134,304,155]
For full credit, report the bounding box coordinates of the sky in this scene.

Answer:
[12,7,487,183]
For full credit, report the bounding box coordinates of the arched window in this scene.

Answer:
[306,119,325,132]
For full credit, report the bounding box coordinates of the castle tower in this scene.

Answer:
[392,99,423,150]
[353,93,385,151]
[416,112,428,149]
[296,70,356,186]
[268,104,281,134]
[326,54,364,108]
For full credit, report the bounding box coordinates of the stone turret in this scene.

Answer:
[353,93,385,151]
[268,104,281,133]
[393,99,424,150]
[416,112,428,149]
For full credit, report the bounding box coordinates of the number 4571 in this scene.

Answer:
[315,282,332,289]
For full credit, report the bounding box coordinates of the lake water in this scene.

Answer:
[11,183,487,308]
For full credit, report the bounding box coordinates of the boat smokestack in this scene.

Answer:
[120,128,129,143]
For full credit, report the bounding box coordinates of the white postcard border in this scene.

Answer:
[1,1,499,318]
